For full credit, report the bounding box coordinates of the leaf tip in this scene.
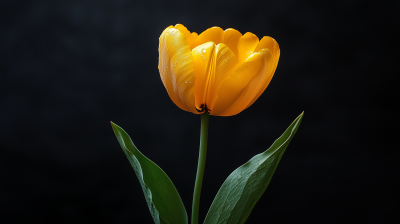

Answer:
[110,121,119,134]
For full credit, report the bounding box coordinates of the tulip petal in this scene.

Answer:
[237,32,259,64]
[211,53,263,116]
[254,36,280,76]
[223,28,242,58]
[206,43,239,112]
[223,49,274,116]
[192,42,214,112]
[213,49,274,116]
[192,42,239,113]
[244,44,280,110]
[254,36,279,57]
[159,27,198,114]
[174,24,198,48]
[191,27,224,49]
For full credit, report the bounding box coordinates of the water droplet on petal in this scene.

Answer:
[202,49,206,53]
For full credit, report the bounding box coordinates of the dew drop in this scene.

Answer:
[202,49,206,53]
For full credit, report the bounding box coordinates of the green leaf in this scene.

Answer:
[111,122,188,224]
[203,112,304,224]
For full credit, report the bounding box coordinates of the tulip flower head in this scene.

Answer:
[158,24,280,116]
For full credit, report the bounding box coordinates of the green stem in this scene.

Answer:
[191,112,210,224]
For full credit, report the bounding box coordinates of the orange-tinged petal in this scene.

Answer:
[192,42,215,112]
[211,52,263,115]
[223,28,242,58]
[254,36,279,56]
[174,24,197,47]
[206,43,239,112]
[159,27,198,114]
[215,49,274,116]
[246,37,280,110]
[191,27,224,49]
[254,36,280,74]
[243,48,275,110]
[237,32,259,64]
[191,32,199,44]
[192,42,239,113]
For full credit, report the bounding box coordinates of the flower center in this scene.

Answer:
[195,104,210,113]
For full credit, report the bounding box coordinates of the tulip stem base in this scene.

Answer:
[191,112,209,224]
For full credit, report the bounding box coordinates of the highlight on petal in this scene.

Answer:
[223,28,242,58]
[211,52,263,116]
[174,24,198,48]
[159,27,199,113]
[192,42,239,113]
[237,32,259,64]
[191,27,224,49]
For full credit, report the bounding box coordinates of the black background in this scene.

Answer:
[1,0,398,223]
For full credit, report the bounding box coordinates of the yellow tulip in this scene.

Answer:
[158,24,280,116]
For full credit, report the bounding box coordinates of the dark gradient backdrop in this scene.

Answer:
[1,0,398,223]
